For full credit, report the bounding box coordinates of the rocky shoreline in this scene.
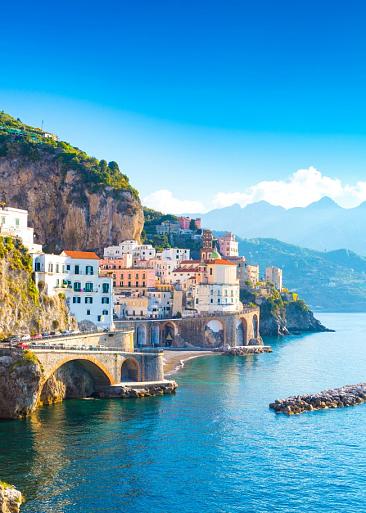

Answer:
[224,346,272,355]
[270,383,366,415]
[98,381,178,399]
[0,482,23,513]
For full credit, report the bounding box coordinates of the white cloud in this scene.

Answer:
[212,167,366,209]
[143,189,205,214]
[144,168,366,214]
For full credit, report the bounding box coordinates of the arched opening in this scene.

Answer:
[121,358,140,382]
[151,324,160,346]
[162,322,176,347]
[40,358,112,405]
[136,325,147,346]
[236,319,247,346]
[204,319,224,347]
[252,314,259,339]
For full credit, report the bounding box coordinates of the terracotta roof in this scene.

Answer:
[207,259,236,266]
[180,260,200,264]
[63,250,100,260]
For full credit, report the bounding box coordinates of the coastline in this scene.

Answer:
[164,350,219,376]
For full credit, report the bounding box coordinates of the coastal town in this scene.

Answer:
[0,204,285,341]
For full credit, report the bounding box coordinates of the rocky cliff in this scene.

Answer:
[0,236,75,338]
[0,112,144,254]
[0,350,96,418]
[259,298,330,337]
[240,286,329,337]
[0,482,23,513]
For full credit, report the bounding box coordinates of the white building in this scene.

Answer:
[33,250,113,330]
[195,259,241,313]
[103,240,138,258]
[218,232,239,257]
[265,266,283,291]
[0,206,42,253]
[103,240,156,263]
[161,248,190,262]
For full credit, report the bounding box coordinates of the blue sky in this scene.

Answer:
[2,0,366,212]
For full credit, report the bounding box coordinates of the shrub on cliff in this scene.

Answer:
[0,111,139,197]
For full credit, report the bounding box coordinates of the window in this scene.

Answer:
[86,265,94,275]
[56,264,59,273]
[73,296,81,304]
[85,282,93,292]
[15,218,20,227]
[75,265,80,274]
[48,263,53,272]
[74,282,81,292]
[102,283,109,293]
[85,297,93,304]
[119,281,123,287]
[218,298,220,304]
[102,297,109,304]
[128,281,131,287]
[87,309,91,315]
[135,281,139,287]
[35,262,40,271]
[66,264,70,271]
[102,310,109,315]
[97,315,101,322]
[210,298,213,304]
[210,268,213,275]
[1,216,5,225]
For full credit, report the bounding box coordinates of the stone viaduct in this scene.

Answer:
[30,329,164,388]
[114,307,261,349]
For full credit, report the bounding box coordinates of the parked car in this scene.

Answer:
[20,335,31,341]
[31,334,43,340]
[16,342,29,349]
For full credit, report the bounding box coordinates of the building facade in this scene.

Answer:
[265,266,283,291]
[0,206,42,253]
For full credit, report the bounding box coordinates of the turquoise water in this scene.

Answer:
[2,313,366,512]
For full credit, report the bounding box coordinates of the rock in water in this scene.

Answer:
[0,482,23,512]
[270,383,366,415]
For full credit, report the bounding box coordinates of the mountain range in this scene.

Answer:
[236,238,366,312]
[198,198,366,255]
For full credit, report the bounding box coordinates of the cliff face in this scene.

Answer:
[0,483,23,513]
[0,237,75,338]
[0,351,96,419]
[0,157,143,254]
[0,112,144,254]
[259,299,330,337]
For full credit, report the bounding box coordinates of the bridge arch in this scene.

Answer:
[204,319,224,347]
[236,318,248,346]
[121,357,140,382]
[137,325,147,347]
[252,314,259,339]
[161,321,177,347]
[42,356,114,386]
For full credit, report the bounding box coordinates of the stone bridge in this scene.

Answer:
[33,347,164,387]
[115,308,261,349]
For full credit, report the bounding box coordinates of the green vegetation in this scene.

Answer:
[0,111,138,196]
[142,207,178,250]
[0,236,39,305]
[0,481,14,489]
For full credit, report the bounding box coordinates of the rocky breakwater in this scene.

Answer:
[225,346,272,355]
[98,381,178,399]
[270,383,366,415]
[0,482,23,513]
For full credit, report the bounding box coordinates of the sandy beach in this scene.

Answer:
[163,350,219,376]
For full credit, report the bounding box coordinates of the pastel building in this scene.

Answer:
[244,264,260,287]
[0,206,42,253]
[218,232,239,257]
[101,266,156,289]
[195,259,241,313]
[265,266,283,291]
[33,250,113,330]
